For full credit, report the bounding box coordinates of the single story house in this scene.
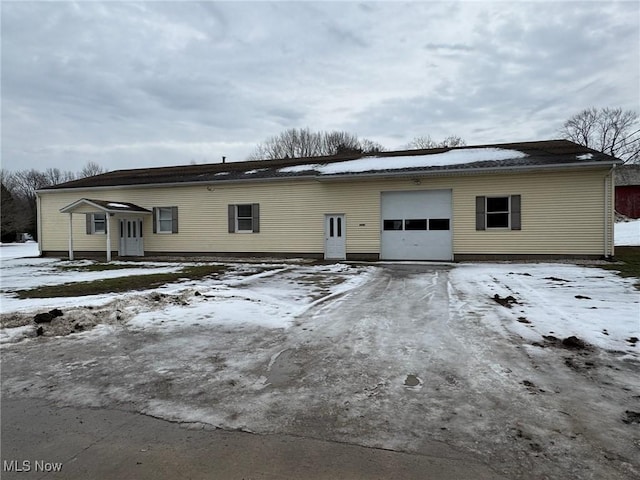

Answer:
[36,140,621,262]
[615,164,640,219]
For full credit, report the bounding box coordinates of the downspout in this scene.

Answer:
[36,193,43,257]
[604,165,616,259]
[106,213,112,262]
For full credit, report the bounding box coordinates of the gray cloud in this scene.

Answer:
[1,1,638,172]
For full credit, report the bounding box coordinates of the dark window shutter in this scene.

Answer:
[511,195,521,230]
[86,214,92,234]
[475,196,486,231]
[252,203,260,233]
[152,208,158,234]
[171,206,179,233]
[228,204,236,233]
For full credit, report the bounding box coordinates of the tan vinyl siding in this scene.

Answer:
[38,167,612,257]
[451,169,608,255]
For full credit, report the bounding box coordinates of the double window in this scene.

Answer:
[383,218,450,231]
[476,195,521,230]
[228,204,260,233]
[153,207,179,234]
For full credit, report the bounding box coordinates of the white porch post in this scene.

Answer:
[68,213,74,261]
[106,214,112,262]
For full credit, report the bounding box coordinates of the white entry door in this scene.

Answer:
[324,214,346,260]
[119,218,144,256]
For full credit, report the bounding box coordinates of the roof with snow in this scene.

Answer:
[42,140,621,190]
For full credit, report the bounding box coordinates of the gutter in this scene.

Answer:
[604,165,616,259]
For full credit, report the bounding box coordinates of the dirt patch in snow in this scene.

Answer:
[622,410,640,424]
[535,334,592,351]
[492,293,519,308]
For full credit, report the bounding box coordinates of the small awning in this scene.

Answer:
[60,198,152,214]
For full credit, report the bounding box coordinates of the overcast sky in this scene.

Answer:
[2,1,639,173]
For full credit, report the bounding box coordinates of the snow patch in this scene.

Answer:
[577,153,594,160]
[279,148,527,175]
[615,219,640,246]
[0,325,33,344]
[0,242,40,260]
[449,263,639,353]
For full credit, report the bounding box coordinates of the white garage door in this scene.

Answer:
[380,190,452,261]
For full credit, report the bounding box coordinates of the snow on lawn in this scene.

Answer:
[1,240,637,358]
[616,219,640,246]
[128,263,373,331]
[1,248,376,343]
[279,148,527,174]
[449,263,639,354]
[0,325,33,344]
[0,241,40,260]
[0,247,186,312]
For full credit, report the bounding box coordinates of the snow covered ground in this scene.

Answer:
[1,244,639,479]
[0,243,372,341]
[616,219,640,246]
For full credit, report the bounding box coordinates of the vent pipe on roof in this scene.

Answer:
[222,156,226,164]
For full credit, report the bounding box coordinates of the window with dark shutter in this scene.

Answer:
[510,195,521,230]
[153,206,178,233]
[228,204,260,233]
[475,196,486,231]
[476,195,522,231]
[86,213,106,234]
[486,197,510,228]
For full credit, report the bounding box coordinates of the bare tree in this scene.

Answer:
[1,161,106,241]
[78,161,107,178]
[9,169,48,203]
[248,128,384,160]
[321,131,384,155]
[560,107,640,163]
[406,135,466,149]
[43,168,76,186]
[359,138,385,154]
[2,169,49,239]
[1,182,27,242]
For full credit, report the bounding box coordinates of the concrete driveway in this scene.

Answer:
[1,263,638,479]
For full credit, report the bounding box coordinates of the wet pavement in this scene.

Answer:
[1,398,506,480]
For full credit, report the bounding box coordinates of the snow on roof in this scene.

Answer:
[278,148,528,175]
[577,153,593,160]
[107,202,133,209]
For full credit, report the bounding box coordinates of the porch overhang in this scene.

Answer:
[59,199,151,262]
[59,198,152,215]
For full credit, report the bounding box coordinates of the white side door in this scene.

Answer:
[324,214,346,260]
